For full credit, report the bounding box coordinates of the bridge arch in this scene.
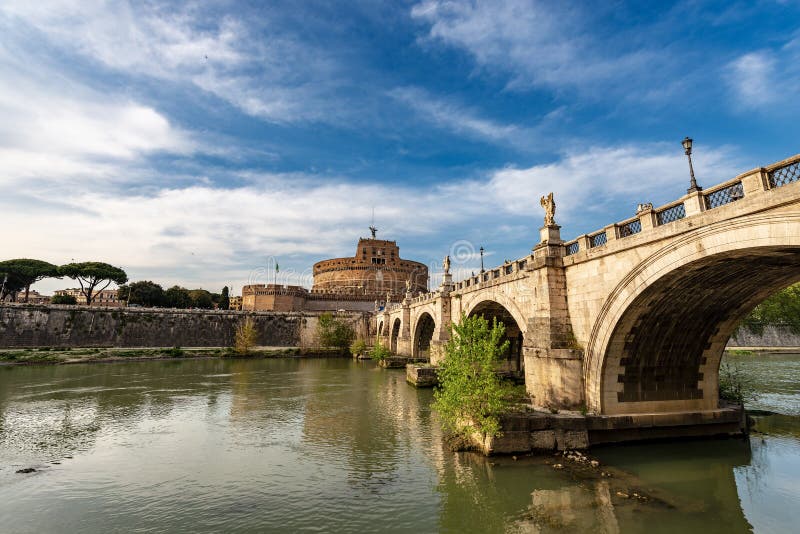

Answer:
[390,318,401,352]
[586,213,800,415]
[413,312,436,359]
[465,299,526,371]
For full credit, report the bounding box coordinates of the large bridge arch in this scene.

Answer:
[390,318,401,352]
[586,213,800,415]
[465,299,526,371]
[413,312,436,359]
[460,291,528,336]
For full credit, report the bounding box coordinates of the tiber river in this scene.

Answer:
[0,353,798,533]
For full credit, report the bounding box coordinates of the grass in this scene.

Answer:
[726,349,755,356]
[0,346,302,364]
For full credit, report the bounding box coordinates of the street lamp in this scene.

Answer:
[479,246,485,273]
[683,136,701,193]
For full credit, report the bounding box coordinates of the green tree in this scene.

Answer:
[51,294,77,305]
[0,272,25,301]
[370,340,391,361]
[219,286,230,310]
[0,259,60,302]
[234,317,259,355]
[433,314,521,441]
[188,289,214,309]
[163,286,192,308]
[58,262,128,305]
[740,282,800,335]
[316,312,355,353]
[118,281,165,307]
[349,338,367,357]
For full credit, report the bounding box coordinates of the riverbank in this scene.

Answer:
[0,346,346,365]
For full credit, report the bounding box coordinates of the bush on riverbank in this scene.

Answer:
[719,361,759,404]
[349,338,367,357]
[433,314,523,442]
[370,341,391,361]
[234,318,258,354]
[316,313,355,354]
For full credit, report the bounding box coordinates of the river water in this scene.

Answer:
[0,354,798,533]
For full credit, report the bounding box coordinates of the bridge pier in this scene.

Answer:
[524,225,585,410]
[375,151,800,425]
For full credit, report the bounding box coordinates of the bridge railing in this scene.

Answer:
[450,257,529,291]
[767,157,800,188]
[654,200,686,225]
[702,177,744,210]
[562,153,800,258]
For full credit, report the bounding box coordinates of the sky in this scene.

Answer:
[1,0,799,295]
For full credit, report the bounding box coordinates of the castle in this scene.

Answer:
[241,229,428,312]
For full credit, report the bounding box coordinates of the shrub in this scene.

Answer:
[51,294,77,305]
[350,338,367,357]
[433,313,522,441]
[316,313,355,353]
[719,361,759,404]
[371,341,391,361]
[234,317,258,355]
[165,346,184,358]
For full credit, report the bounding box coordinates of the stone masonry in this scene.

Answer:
[377,153,800,419]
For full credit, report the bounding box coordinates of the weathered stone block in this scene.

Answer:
[406,364,438,387]
[530,430,557,451]
[555,430,589,450]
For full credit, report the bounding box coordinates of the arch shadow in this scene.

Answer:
[467,300,525,371]
[390,318,401,353]
[413,313,436,359]
[586,214,800,414]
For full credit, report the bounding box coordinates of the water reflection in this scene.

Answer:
[0,357,798,533]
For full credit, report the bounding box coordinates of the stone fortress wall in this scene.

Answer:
[0,304,370,349]
[241,284,377,313]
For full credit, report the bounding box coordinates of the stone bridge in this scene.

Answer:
[377,153,800,418]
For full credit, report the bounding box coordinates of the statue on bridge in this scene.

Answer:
[442,255,451,275]
[540,192,556,226]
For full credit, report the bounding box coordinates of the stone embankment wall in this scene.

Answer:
[0,305,370,349]
[727,325,800,347]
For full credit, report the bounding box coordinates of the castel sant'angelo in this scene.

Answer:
[241,227,429,312]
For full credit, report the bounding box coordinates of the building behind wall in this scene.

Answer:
[53,288,121,306]
[242,231,429,312]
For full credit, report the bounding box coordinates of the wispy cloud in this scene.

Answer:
[0,0,350,124]
[726,34,800,110]
[726,51,777,107]
[410,0,658,93]
[388,86,531,146]
[0,40,194,190]
[5,143,744,293]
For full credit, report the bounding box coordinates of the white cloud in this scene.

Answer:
[726,33,800,110]
[6,143,744,294]
[388,86,532,146]
[726,51,777,107]
[411,0,656,92]
[0,0,348,124]
[0,44,194,189]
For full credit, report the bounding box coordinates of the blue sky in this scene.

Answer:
[1,0,798,294]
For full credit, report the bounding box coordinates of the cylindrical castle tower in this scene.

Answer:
[312,236,428,299]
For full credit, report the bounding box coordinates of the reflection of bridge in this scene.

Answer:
[378,154,800,418]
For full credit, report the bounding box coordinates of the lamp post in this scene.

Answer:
[683,136,701,193]
[479,246,485,273]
